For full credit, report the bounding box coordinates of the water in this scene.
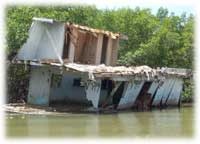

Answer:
[6,107,193,138]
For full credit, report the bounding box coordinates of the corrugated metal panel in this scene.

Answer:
[166,78,183,106]
[117,81,144,109]
[17,20,65,61]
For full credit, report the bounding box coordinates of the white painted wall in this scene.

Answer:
[28,67,52,106]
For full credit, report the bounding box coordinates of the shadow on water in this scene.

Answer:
[6,107,194,138]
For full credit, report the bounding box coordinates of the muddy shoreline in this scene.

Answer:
[4,102,193,115]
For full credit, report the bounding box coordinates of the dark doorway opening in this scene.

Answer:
[112,82,125,109]
[101,35,108,64]
[134,81,152,111]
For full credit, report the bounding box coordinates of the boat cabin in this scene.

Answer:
[13,17,192,112]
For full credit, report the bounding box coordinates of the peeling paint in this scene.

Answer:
[166,78,183,106]
[28,67,52,106]
[85,80,101,108]
[118,81,144,109]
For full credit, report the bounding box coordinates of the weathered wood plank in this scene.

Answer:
[85,80,101,108]
[68,28,78,62]
[68,40,75,62]
[74,30,86,62]
[80,34,98,64]
[166,78,183,106]
[111,38,119,66]
[105,37,113,65]
[28,67,52,106]
[118,81,145,109]
[95,34,103,64]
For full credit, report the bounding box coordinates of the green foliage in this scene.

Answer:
[6,5,194,102]
[182,79,194,103]
[118,10,194,69]
[6,64,30,103]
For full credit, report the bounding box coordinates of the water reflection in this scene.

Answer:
[6,107,193,138]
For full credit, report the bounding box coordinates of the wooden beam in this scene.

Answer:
[68,28,78,62]
[111,38,119,66]
[68,41,75,62]
[105,37,113,65]
[95,34,103,64]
